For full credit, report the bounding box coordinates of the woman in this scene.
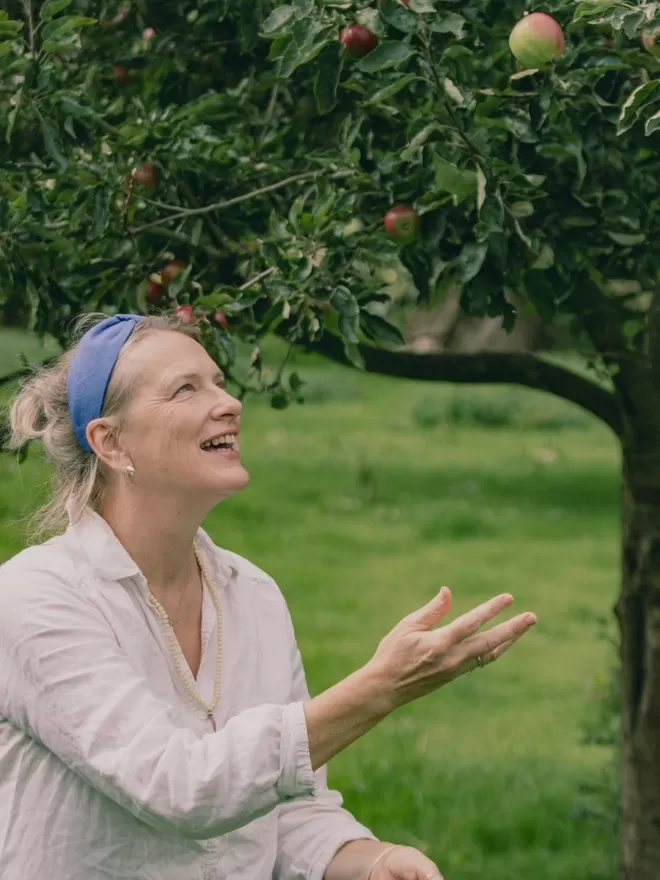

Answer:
[0,313,537,880]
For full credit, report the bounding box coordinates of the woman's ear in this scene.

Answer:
[86,419,127,473]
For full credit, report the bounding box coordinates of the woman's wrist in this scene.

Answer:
[323,840,397,880]
[365,843,401,879]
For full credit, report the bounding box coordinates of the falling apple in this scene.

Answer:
[384,204,420,245]
[509,13,565,68]
[339,24,378,58]
[161,260,187,286]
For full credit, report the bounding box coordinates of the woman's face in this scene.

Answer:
[115,330,249,502]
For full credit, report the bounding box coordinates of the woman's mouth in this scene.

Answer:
[200,433,239,454]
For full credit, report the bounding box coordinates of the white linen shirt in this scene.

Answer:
[0,508,377,880]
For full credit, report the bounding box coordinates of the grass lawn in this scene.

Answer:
[0,333,619,879]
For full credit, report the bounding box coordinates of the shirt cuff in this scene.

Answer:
[276,702,316,800]
[308,831,380,880]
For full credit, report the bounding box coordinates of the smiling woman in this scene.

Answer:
[0,312,536,880]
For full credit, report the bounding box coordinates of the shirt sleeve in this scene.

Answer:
[274,609,378,880]
[0,565,316,840]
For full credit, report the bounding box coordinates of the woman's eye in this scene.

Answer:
[175,383,194,394]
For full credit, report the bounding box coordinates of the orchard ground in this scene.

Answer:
[0,328,618,879]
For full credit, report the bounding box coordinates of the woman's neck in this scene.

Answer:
[98,491,206,592]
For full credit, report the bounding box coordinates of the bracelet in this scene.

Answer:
[366,845,401,880]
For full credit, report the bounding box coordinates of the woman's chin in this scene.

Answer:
[209,464,250,497]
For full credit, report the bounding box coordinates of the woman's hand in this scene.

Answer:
[366,588,536,712]
[371,844,443,880]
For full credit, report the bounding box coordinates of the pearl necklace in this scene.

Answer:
[147,543,223,732]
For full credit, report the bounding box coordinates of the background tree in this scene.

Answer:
[1,0,660,876]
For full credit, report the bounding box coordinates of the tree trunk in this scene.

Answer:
[619,437,660,879]
[404,288,556,354]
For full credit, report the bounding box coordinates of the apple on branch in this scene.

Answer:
[132,161,157,188]
[509,13,565,68]
[339,24,378,58]
[173,305,195,324]
[112,64,129,85]
[146,279,164,304]
[161,260,187,286]
[642,29,660,58]
[384,204,420,245]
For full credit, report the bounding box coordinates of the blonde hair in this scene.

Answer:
[7,312,202,542]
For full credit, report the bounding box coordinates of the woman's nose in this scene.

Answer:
[211,387,242,417]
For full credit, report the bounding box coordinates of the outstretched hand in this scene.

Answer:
[367,587,537,711]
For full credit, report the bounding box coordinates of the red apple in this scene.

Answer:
[339,24,378,58]
[213,311,229,330]
[143,27,156,40]
[132,161,157,188]
[161,260,186,286]
[173,305,194,324]
[642,29,660,58]
[146,279,163,303]
[112,64,129,85]
[509,13,565,68]
[384,204,420,245]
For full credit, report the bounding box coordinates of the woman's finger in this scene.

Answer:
[461,611,537,661]
[437,593,515,646]
[460,615,536,673]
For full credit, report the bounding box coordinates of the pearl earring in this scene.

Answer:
[126,465,136,477]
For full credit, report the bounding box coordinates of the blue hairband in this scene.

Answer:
[67,314,143,454]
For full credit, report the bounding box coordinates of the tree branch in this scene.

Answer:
[128,169,355,234]
[296,330,623,436]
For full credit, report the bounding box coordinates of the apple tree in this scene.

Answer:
[1,0,660,876]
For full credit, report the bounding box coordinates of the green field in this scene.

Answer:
[0,328,619,879]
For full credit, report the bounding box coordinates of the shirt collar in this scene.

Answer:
[65,507,235,586]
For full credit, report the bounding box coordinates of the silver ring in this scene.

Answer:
[476,655,484,668]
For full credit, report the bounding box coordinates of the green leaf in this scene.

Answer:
[431,13,465,37]
[331,285,361,343]
[455,243,488,283]
[645,109,660,136]
[40,117,68,171]
[6,86,23,143]
[360,312,405,346]
[379,0,419,33]
[432,154,477,202]
[357,41,414,73]
[313,41,343,114]
[40,0,75,19]
[42,16,97,41]
[400,248,432,302]
[0,20,22,36]
[91,188,110,238]
[408,0,436,11]
[573,0,619,23]
[261,5,295,35]
[618,80,660,135]
[606,231,646,246]
[364,72,417,105]
[339,114,363,153]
